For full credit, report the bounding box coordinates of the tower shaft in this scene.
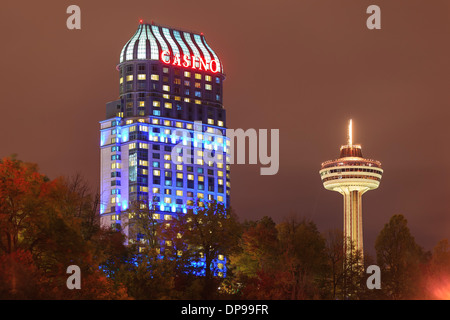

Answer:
[342,189,364,259]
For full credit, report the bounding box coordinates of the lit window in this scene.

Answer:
[152,187,160,194]
[218,254,224,261]
[138,74,146,80]
[176,122,183,128]
[111,162,121,168]
[129,143,136,150]
[164,163,171,169]
[151,74,159,81]
[164,214,172,220]
[119,77,123,84]
[152,119,160,124]
[164,198,171,204]
[163,94,170,99]
[205,75,212,82]
[140,186,148,192]
[195,73,202,80]
[164,120,171,126]
[176,190,183,196]
[198,175,204,182]
[218,263,224,270]
[153,170,160,176]
[126,119,133,124]
[186,123,193,130]
[184,98,190,102]
[153,101,160,107]
[164,154,172,161]
[139,125,148,132]
[195,100,201,104]
[139,143,148,149]
[197,159,204,165]
[197,193,204,199]
[163,67,169,73]
[218,171,224,177]
[126,75,133,81]
[163,85,170,92]
[218,120,224,127]
[139,160,148,166]
[205,84,212,90]
[176,165,183,171]
[184,71,191,77]
[139,101,145,107]
[153,213,160,219]
[218,179,223,185]
[164,102,172,109]
[187,174,194,180]
[207,118,214,125]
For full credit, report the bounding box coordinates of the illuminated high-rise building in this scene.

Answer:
[319,120,382,260]
[99,21,230,275]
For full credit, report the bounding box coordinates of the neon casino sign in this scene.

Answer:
[160,50,220,73]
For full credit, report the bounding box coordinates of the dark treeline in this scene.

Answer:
[0,157,448,300]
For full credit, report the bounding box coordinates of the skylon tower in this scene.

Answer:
[319,120,383,259]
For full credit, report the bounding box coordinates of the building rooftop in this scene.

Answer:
[119,22,223,73]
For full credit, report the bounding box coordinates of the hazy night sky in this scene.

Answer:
[1,1,449,256]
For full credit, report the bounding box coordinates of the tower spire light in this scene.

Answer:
[348,119,352,146]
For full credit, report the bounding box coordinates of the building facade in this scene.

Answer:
[99,22,230,265]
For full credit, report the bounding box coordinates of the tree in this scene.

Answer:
[231,216,278,279]
[276,217,328,299]
[181,200,241,299]
[0,156,129,299]
[375,214,426,299]
[418,239,450,299]
[0,156,51,255]
[324,229,344,299]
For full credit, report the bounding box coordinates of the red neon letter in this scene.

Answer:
[191,55,199,69]
[209,60,219,73]
[172,53,181,66]
[199,56,209,71]
[161,50,171,64]
[182,54,191,68]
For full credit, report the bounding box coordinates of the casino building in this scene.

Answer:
[99,21,230,273]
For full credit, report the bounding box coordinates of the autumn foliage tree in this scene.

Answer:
[230,216,329,299]
[0,156,129,299]
[375,214,426,299]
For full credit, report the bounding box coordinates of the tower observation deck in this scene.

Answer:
[319,120,383,260]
